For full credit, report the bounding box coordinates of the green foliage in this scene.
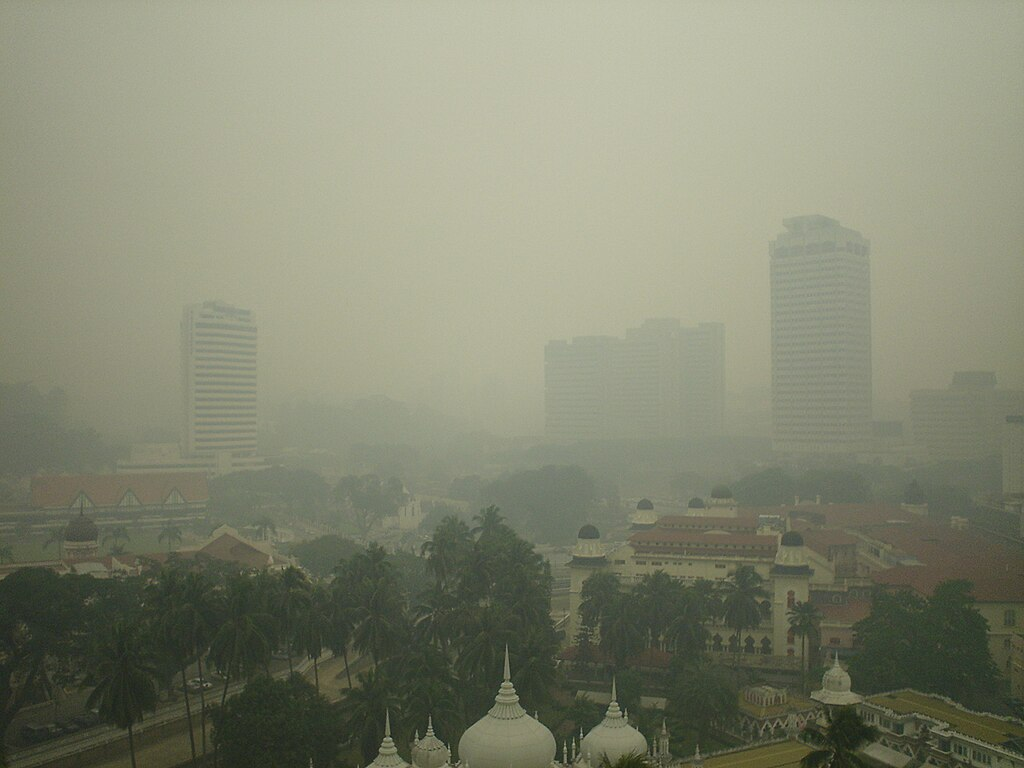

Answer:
[289,534,362,578]
[666,658,738,741]
[480,465,596,544]
[732,468,796,506]
[334,474,408,537]
[849,581,999,708]
[796,469,871,504]
[213,675,341,768]
[801,706,879,768]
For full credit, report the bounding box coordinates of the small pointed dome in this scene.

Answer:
[630,498,657,529]
[370,711,411,768]
[810,652,862,707]
[579,679,648,763]
[411,717,450,768]
[457,648,556,768]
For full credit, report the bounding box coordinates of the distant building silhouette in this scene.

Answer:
[544,319,724,442]
[770,216,872,455]
[910,371,1024,461]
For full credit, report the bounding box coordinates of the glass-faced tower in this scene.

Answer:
[770,216,871,454]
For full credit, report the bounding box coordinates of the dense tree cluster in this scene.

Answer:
[849,581,1000,708]
[479,465,596,544]
[0,507,558,768]
[0,382,116,476]
[731,467,872,507]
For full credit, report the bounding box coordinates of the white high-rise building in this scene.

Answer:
[770,215,872,454]
[181,301,259,460]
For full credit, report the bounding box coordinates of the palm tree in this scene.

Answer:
[146,567,199,767]
[296,585,332,693]
[86,623,158,768]
[158,525,183,552]
[471,505,508,542]
[420,515,472,592]
[719,566,769,661]
[599,754,649,768]
[579,571,621,631]
[273,566,312,675]
[209,575,273,707]
[326,581,357,689]
[667,659,738,743]
[599,593,645,669]
[800,706,879,768]
[338,667,402,764]
[788,601,822,686]
[666,587,710,659]
[633,570,682,649]
[179,571,221,756]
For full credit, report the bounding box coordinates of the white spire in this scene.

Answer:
[503,645,511,681]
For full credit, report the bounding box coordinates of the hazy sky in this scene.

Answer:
[2,1,1022,436]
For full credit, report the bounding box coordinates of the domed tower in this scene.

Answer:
[63,507,99,559]
[370,711,411,768]
[457,648,556,768]
[770,531,813,659]
[630,498,657,530]
[567,524,608,646]
[811,652,863,710]
[411,717,451,768]
[579,679,648,763]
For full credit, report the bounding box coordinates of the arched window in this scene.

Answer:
[787,590,796,609]
[787,629,795,645]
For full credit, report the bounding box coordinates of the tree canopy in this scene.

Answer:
[479,464,596,544]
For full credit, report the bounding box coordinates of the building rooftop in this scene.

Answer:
[688,739,810,767]
[31,472,209,508]
[865,690,1024,745]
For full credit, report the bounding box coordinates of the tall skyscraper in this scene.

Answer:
[544,319,725,442]
[770,216,872,454]
[181,301,258,460]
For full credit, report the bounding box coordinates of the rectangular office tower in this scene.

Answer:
[181,301,258,459]
[545,319,725,442]
[770,216,872,454]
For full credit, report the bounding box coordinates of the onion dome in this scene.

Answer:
[411,717,450,768]
[630,499,657,530]
[65,512,99,543]
[579,679,648,763]
[811,652,862,706]
[572,525,605,564]
[370,712,411,768]
[687,497,706,509]
[457,648,556,768]
[771,530,811,576]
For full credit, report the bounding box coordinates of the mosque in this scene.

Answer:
[368,648,672,768]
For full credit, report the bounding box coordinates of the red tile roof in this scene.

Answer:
[31,473,209,508]
[741,504,913,528]
[658,515,760,531]
[631,528,778,557]
[799,528,860,557]
[864,521,1024,602]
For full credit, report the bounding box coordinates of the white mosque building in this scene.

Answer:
[367,649,670,768]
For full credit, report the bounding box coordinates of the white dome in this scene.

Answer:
[457,651,556,768]
[412,718,450,768]
[370,712,411,768]
[579,681,648,763]
[810,653,863,707]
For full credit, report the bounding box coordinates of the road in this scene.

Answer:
[6,652,367,768]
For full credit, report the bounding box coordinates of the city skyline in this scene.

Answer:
[1,3,1022,437]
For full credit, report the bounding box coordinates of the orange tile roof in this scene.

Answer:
[741,504,913,528]
[799,528,859,556]
[658,515,760,530]
[31,473,209,508]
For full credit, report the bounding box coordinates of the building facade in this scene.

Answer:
[1006,415,1024,498]
[770,215,872,455]
[545,319,725,442]
[182,301,259,460]
[910,372,1024,462]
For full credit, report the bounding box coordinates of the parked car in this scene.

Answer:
[55,718,81,735]
[185,677,213,692]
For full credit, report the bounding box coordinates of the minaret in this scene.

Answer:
[657,719,669,763]
[369,710,410,768]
